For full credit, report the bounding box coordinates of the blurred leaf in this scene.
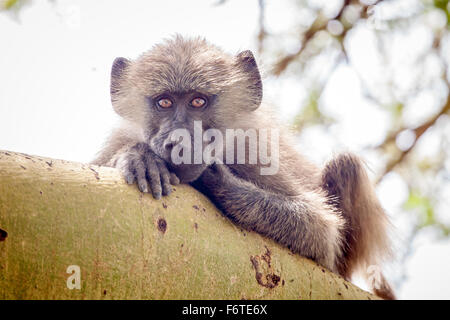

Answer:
[391,102,404,118]
[4,0,18,9]
[0,0,32,20]
[404,190,435,227]
[1,0,21,10]
[433,0,450,25]
[292,90,335,131]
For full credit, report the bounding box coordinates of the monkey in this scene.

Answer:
[92,35,395,299]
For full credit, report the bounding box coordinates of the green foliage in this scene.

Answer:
[404,189,450,236]
[1,0,20,10]
[292,90,333,131]
[404,190,435,227]
[433,0,450,26]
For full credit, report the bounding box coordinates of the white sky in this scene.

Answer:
[0,0,449,299]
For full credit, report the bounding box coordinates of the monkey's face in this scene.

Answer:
[145,90,217,182]
[109,36,263,183]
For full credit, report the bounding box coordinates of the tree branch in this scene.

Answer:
[0,150,377,299]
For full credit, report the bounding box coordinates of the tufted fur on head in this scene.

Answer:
[110,35,263,130]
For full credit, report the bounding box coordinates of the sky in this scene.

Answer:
[0,0,449,299]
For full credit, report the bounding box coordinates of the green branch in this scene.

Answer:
[0,150,377,300]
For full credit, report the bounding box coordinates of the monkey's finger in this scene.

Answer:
[169,173,180,185]
[145,158,162,200]
[132,158,149,193]
[122,159,136,185]
[157,162,172,196]
[123,168,135,185]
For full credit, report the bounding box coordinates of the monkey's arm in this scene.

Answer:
[91,126,140,167]
[192,164,345,273]
[91,126,179,199]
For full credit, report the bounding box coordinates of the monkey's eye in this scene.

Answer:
[190,97,206,108]
[157,98,173,108]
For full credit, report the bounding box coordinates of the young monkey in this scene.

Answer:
[92,35,395,299]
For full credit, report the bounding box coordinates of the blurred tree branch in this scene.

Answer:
[375,96,450,184]
[375,33,450,183]
[271,0,382,76]
[256,1,450,292]
[257,0,266,55]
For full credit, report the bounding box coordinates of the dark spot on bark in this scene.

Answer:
[39,191,43,195]
[282,280,285,286]
[20,165,26,170]
[162,202,168,209]
[262,246,271,268]
[173,188,176,191]
[46,160,53,167]
[181,243,184,247]
[157,218,167,233]
[0,228,7,241]
[202,208,206,212]
[322,268,325,273]
[271,274,280,285]
[103,290,107,295]
[250,249,281,289]
[338,292,342,296]
[344,283,348,289]
[89,167,100,180]
[193,205,199,210]
[194,222,198,231]
[250,257,264,287]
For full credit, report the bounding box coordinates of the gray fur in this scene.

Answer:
[92,35,395,299]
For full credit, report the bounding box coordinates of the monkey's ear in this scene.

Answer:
[110,57,130,101]
[236,50,262,110]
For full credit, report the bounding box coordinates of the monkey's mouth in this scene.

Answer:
[167,163,208,183]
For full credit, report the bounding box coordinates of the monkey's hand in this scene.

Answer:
[115,142,180,199]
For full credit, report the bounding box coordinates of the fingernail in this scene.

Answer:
[139,184,148,193]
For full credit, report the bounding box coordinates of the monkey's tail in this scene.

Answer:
[322,153,395,300]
